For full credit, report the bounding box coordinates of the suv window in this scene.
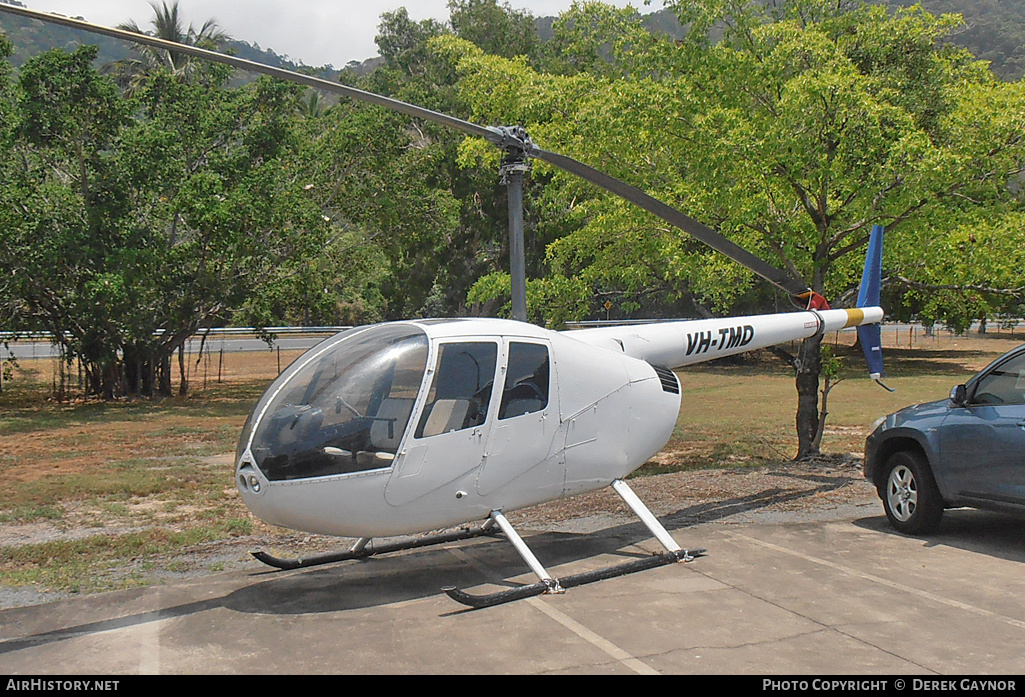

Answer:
[972,353,1025,406]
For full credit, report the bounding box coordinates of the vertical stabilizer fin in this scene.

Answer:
[856,225,893,391]
[856,225,884,310]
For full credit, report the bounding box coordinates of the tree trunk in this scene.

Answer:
[794,332,824,459]
[813,374,837,454]
[158,355,172,397]
[123,343,161,397]
[178,344,189,396]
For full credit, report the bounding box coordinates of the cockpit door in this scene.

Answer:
[385,339,500,507]
[476,339,562,500]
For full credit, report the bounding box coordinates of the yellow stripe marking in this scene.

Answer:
[844,308,865,328]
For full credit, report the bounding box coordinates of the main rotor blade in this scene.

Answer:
[0,4,497,143]
[535,149,809,297]
[0,4,811,299]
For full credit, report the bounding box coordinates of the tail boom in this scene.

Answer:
[565,307,884,371]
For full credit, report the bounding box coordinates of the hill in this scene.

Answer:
[0,0,342,80]
[880,0,1025,80]
[0,1,1020,82]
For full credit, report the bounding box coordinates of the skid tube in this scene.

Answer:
[251,522,498,570]
[443,547,705,609]
[443,479,705,609]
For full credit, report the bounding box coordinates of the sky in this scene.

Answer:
[24,0,662,68]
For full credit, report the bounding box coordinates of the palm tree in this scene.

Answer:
[106,1,231,89]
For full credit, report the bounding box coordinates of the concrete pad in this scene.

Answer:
[2,505,1024,675]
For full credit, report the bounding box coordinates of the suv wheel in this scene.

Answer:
[881,450,943,535]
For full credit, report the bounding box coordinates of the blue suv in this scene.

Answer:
[864,343,1025,534]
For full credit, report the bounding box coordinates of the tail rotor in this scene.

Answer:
[856,225,893,391]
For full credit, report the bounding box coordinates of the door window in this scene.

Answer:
[499,342,550,419]
[972,353,1025,406]
[415,342,498,438]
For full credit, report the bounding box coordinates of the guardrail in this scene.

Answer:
[0,327,352,342]
[3,318,1022,343]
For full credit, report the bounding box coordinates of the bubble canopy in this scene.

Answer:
[237,324,429,481]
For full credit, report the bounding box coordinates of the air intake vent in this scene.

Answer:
[651,365,680,394]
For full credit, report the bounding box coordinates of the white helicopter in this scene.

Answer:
[2,5,888,608]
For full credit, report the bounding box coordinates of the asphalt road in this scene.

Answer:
[1,498,1023,676]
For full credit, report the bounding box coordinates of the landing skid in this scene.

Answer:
[444,479,705,609]
[251,522,498,570]
[443,547,704,609]
[251,480,703,609]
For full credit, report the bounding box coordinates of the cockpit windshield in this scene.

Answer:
[241,324,429,481]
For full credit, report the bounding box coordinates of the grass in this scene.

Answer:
[0,326,1021,598]
[643,327,1024,472]
[0,526,237,594]
[0,347,299,597]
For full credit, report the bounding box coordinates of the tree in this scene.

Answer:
[448,0,542,63]
[375,7,451,80]
[889,212,1025,332]
[274,92,470,321]
[440,0,1025,457]
[0,33,26,352]
[0,46,329,398]
[0,45,135,397]
[357,1,553,319]
[106,1,231,89]
[881,0,1025,81]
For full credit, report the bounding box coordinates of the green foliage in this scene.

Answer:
[375,7,451,79]
[449,0,543,63]
[878,0,1025,81]
[468,271,590,327]
[2,0,1023,419]
[0,44,329,397]
[894,212,1025,331]
[236,228,389,327]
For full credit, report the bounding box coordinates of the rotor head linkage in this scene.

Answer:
[487,125,539,163]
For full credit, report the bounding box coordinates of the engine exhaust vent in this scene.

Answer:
[651,365,680,394]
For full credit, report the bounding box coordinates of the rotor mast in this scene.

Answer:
[492,127,535,323]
